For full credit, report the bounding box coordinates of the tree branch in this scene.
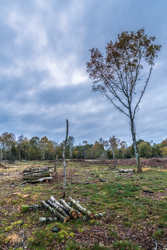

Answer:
[133,66,153,120]
[105,94,130,117]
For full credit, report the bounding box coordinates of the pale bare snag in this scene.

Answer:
[87,28,161,172]
[62,119,69,197]
[54,154,58,172]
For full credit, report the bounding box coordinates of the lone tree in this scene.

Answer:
[87,28,161,172]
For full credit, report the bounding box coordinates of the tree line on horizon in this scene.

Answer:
[0,132,167,161]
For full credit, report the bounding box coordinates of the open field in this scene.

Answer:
[0,159,167,249]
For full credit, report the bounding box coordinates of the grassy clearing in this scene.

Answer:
[0,161,167,249]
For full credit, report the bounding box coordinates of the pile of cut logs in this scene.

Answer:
[22,167,53,183]
[20,196,106,223]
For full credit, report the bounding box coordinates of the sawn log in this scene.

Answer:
[59,199,78,218]
[46,199,70,220]
[69,197,94,218]
[19,204,43,213]
[39,217,58,224]
[41,200,67,223]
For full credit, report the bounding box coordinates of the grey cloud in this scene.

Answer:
[0,0,166,145]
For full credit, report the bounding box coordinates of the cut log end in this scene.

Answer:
[72,211,78,219]
[89,212,94,219]
[77,212,82,218]
[62,217,67,223]
[69,196,94,218]
[19,205,29,213]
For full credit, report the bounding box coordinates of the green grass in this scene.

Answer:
[0,161,167,249]
[113,241,141,250]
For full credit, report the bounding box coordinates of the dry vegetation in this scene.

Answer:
[0,159,167,249]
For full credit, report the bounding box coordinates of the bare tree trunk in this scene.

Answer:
[62,120,69,195]
[127,100,142,173]
[131,128,141,172]
[129,115,142,172]
[70,147,72,159]
[10,147,11,159]
[1,148,2,160]
[19,147,20,160]
[112,147,116,168]
[54,155,58,172]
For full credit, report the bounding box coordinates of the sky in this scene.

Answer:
[0,0,166,146]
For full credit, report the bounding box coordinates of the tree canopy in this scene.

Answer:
[87,28,161,172]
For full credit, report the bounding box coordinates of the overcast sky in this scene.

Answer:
[0,0,166,146]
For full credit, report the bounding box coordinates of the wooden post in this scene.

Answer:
[62,120,68,197]
[54,155,58,172]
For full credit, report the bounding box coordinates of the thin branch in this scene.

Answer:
[96,67,129,110]
[133,66,153,119]
[154,241,157,250]
[105,82,129,110]
[106,94,130,117]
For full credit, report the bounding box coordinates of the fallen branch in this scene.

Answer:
[94,212,106,218]
[154,241,157,250]
[23,167,50,173]
[20,181,27,185]
[118,169,135,173]
[39,217,58,224]
[19,204,43,213]
[23,171,51,177]
[23,173,51,180]
[26,177,52,183]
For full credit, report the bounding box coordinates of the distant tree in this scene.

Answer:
[161,139,167,147]
[67,136,75,158]
[39,136,49,160]
[138,141,152,158]
[83,141,88,159]
[29,136,40,160]
[11,143,17,159]
[99,137,108,150]
[160,147,167,157]
[152,143,163,157]
[0,132,16,159]
[47,140,55,159]
[17,134,24,159]
[22,137,29,160]
[0,135,4,160]
[120,141,127,158]
[72,149,79,159]
[92,141,104,159]
[109,136,120,168]
[87,28,161,172]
